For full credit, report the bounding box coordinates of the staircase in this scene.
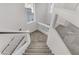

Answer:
[24,30,53,55]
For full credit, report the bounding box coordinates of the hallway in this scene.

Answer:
[25,30,52,55]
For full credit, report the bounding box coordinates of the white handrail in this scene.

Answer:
[0,31,30,34]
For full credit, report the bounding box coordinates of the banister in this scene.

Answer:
[0,30,31,55]
[0,31,30,34]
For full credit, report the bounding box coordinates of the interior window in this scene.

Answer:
[25,3,34,22]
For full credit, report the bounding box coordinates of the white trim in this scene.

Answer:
[37,22,50,28]
[37,22,50,35]
[27,20,36,24]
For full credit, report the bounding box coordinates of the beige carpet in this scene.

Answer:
[24,30,53,55]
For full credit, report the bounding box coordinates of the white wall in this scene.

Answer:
[26,21,37,32]
[35,3,51,25]
[64,3,77,10]
[0,3,38,32]
[0,3,26,31]
[75,4,79,12]
[54,3,78,11]
[54,3,64,8]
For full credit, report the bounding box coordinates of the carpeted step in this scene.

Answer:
[26,48,51,53]
[28,42,48,49]
[25,52,52,55]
